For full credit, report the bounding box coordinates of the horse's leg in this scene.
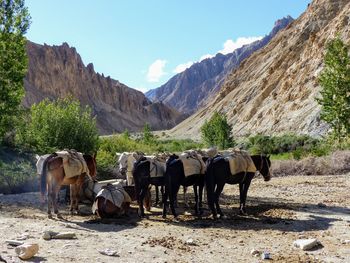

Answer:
[198,182,204,214]
[138,187,147,217]
[155,186,159,206]
[169,184,180,218]
[193,185,200,215]
[183,186,188,208]
[144,187,151,212]
[239,176,253,215]
[162,185,169,218]
[214,181,225,218]
[205,168,217,219]
[47,182,53,218]
[53,183,62,217]
[69,184,75,214]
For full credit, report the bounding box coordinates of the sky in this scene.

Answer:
[25,0,311,93]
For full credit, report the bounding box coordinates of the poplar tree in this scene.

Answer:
[317,37,350,141]
[0,0,31,138]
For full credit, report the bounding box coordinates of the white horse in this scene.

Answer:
[117,152,144,185]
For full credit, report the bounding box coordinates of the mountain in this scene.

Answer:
[23,42,185,135]
[145,16,294,114]
[170,0,349,139]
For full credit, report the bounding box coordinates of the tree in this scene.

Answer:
[0,0,31,139]
[200,111,234,149]
[317,37,350,141]
[16,97,99,154]
[142,123,154,144]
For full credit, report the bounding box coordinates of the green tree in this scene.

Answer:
[0,0,31,139]
[16,97,99,154]
[142,123,154,144]
[317,37,350,141]
[200,111,234,149]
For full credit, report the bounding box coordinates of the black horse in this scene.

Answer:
[162,154,206,218]
[132,157,164,217]
[206,154,271,219]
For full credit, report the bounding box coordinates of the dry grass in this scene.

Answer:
[271,150,350,176]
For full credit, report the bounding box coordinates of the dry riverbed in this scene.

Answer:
[0,174,349,263]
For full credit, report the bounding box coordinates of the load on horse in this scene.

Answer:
[81,176,140,218]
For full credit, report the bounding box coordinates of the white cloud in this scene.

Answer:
[147,59,167,82]
[219,36,262,55]
[134,86,149,93]
[171,36,262,76]
[173,61,194,73]
[199,54,214,61]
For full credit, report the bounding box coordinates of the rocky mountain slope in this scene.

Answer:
[23,42,185,134]
[145,16,294,114]
[170,0,349,139]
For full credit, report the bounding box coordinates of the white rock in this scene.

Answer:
[250,249,260,256]
[15,243,39,260]
[185,238,196,245]
[261,251,271,260]
[341,239,350,244]
[98,248,119,257]
[293,239,319,250]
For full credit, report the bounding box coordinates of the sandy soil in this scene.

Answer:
[0,174,349,263]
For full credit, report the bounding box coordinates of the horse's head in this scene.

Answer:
[83,154,97,179]
[257,155,271,181]
[118,152,130,176]
[166,153,179,165]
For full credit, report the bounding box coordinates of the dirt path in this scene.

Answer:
[0,174,349,263]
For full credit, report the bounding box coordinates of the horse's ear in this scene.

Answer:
[93,152,97,159]
[267,154,271,159]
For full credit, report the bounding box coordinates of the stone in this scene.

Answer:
[5,240,24,246]
[43,231,77,240]
[185,238,197,246]
[15,243,39,260]
[261,251,271,260]
[293,239,319,250]
[98,248,119,257]
[250,249,260,257]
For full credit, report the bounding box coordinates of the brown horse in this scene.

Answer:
[40,152,97,218]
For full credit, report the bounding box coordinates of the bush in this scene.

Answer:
[201,111,235,149]
[97,135,203,179]
[16,97,99,154]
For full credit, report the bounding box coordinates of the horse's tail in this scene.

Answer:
[40,153,56,199]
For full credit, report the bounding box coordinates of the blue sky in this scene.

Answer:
[25,0,311,93]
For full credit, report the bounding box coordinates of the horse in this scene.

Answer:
[132,156,166,217]
[90,182,136,218]
[205,154,271,219]
[162,153,207,219]
[81,176,151,214]
[40,151,97,218]
[118,151,144,186]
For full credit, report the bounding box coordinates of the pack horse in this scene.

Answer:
[39,150,97,218]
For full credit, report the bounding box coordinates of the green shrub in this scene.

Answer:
[0,160,36,194]
[16,97,99,154]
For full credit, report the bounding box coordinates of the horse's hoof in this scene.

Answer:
[48,214,53,219]
[57,213,63,219]
[162,214,166,219]
[239,210,247,216]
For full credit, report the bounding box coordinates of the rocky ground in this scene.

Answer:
[0,174,349,263]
